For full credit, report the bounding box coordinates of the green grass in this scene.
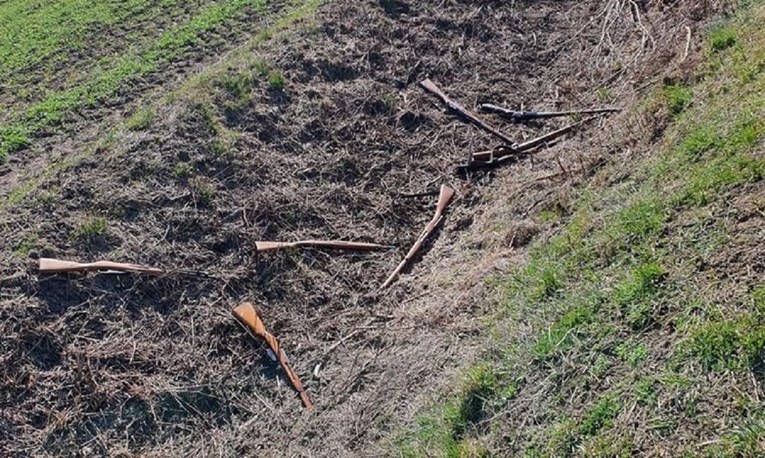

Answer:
[74,217,108,241]
[0,0,323,211]
[0,0,271,159]
[394,3,765,456]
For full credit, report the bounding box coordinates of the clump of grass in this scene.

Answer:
[710,25,737,52]
[533,305,595,359]
[615,341,649,368]
[14,234,38,257]
[0,126,30,159]
[663,84,693,116]
[75,217,108,241]
[125,108,155,131]
[684,316,765,371]
[580,397,620,437]
[189,178,215,206]
[268,70,285,90]
[173,162,193,179]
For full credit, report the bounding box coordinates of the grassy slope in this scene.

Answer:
[395,4,765,458]
[0,0,321,210]
[0,0,271,159]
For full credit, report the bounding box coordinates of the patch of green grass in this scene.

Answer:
[615,341,649,368]
[0,0,271,158]
[75,217,108,241]
[710,25,737,52]
[533,305,595,359]
[634,377,657,405]
[580,397,620,437]
[125,108,155,131]
[267,70,286,90]
[394,364,509,457]
[614,198,667,244]
[663,84,693,116]
[614,262,664,329]
[0,126,30,159]
[707,416,765,457]
[684,315,765,371]
[173,162,193,179]
[14,234,38,257]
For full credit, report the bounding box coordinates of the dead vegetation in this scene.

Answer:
[0,0,737,456]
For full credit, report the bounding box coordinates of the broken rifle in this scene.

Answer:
[469,115,602,165]
[381,184,455,288]
[480,104,620,122]
[255,240,391,253]
[233,302,313,410]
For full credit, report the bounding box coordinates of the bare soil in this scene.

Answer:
[0,0,730,456]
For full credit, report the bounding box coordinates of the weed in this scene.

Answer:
[252,59,270,77]
[268,70,285,90]
[710,25,737,52]
[173,162,193,179]
[190,178,215,205]
[75,217,108,241]
[685,316,765,371]
[533,305,594,359]
[14,234,38,257]
[382,92,398,111]
[581,397,620,437]
[125,108,155,131]
[597,87,613,102]
[663,84,693,116]
[615,341,648,368]
[635,377,657,405]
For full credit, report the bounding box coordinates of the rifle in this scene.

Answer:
[420,79,518,150]
[470,116,601,164]
[382,184,455,288]
[256,240,391,252]
[38,258,162,275]
[232,302,313,409]
[480,103,620,121]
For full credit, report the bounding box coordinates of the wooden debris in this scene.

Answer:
[420,79,518,149]
[468,116,602,167]
[382,184,455,288]
[38,258,162,275]
[480,103,620,121]
[255,240,391,252]
[233,302,313,410]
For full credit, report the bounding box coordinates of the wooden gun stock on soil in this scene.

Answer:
[480,103,620,121]
[232,302,313,410]
[420,79,518,149]
[38,258,162,275]
[382,184,455,289]
[256,240,391,252]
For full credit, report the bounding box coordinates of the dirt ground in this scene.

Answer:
[0,0,730,456]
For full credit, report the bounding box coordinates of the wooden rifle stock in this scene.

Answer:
[232,302,313,409]
[38,258,162,275]
[420,79,518,149]
[480,103,620,121]
[382,185,455,288]
[255,240,391,252]
[471,116,601,163]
